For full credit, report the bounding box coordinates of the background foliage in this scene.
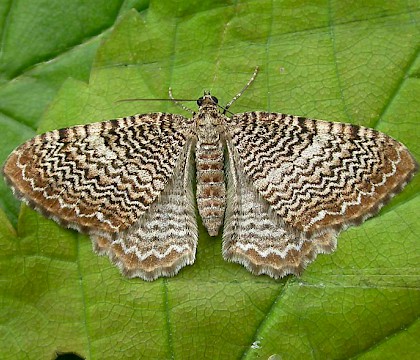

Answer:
[0,1,419,359]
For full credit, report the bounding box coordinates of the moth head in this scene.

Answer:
[197,91,218,107]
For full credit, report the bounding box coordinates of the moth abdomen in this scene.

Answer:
[195,139,226,237]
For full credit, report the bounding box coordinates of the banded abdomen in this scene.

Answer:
[196,136,226,236]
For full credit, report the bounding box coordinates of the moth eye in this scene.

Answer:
[197,97,204,106]
[211,96,218,104]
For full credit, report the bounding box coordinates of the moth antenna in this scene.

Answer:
[223,66,259,113]
[169,88,195,114]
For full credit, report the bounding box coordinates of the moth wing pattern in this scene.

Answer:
[223,111,418,277]
[3,64,418,281]
[223,139,337,278]
[93,140,197,280]
[3,113,198,280]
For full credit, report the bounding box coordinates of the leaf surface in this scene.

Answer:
[0,1,419,359]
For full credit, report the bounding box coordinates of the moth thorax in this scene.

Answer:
[195,136,226,237]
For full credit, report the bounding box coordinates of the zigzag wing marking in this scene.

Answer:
[3,113,191,236]
[93,140,197,280]
[227,112,418,237]
[3,113,197,279]
[223,139,337,278]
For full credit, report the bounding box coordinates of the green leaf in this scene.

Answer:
[1,1,419,359]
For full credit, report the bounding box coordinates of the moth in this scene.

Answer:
[3,68,418,280]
